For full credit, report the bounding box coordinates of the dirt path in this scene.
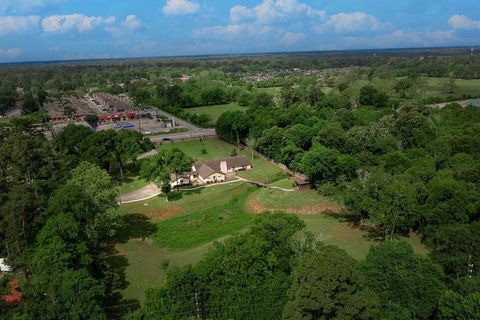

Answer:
[246,198,341,215]
[118,183,161,204]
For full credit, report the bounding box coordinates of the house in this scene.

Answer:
[293,177,312,190]
[170,174,192,188]
[191,156,252,184]
[0,258,12,273]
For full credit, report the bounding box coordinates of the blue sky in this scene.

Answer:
[0,0,479,62]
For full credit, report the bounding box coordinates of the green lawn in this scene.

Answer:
[118,176,149,194]
[423,77,480,97]
[347,77,480,100]
[255,86,282,96]
[187,103,245,125]
[153,187,255,250]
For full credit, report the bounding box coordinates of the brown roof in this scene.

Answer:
[197,164,216,179]
[193,156,251,175]
[224,156,251,169]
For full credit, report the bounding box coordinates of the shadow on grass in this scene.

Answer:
[167,191,183,201]
[105,213,157,317]
[114,213,158,244]
[104,252,140,319]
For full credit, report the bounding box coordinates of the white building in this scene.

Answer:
[0,258,12,273]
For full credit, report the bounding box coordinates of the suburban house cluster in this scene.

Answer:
[170,156,252,187]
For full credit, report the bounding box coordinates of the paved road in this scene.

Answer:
[148,129,216,144]
[148,107,216,144]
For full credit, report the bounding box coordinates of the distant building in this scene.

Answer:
[45,97,92,123]
[0,258,12,273]
[93,93,134,113]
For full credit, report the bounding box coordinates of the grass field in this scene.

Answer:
[187,103,245,125]
[255,86,282,96]
[346,77,480,100]
[423,77,480,97]
[119,176,149,194]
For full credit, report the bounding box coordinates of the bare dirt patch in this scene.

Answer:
[144,205,185,221]
[246,198,342,215]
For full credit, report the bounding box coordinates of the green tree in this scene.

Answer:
[359,85,388,108]
[361,241,446,319]
[367,180,418,240]
[438,290,480,320]
[306,84,324,106]
[140,148,193,193]
[283,246,379,320]
[425,222,480,278]
[133,213,304,320]
[298,145,358,185]
[249,91,275,109]
[393,79,412,98]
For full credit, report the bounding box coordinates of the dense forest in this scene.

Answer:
[1,50,480,319]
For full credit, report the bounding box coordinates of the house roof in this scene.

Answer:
[194,156,251,175]
[224,156,251,169]
[197,164,216,179]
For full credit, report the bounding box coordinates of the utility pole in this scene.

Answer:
[195,291,201,319]
[467,255,474,278]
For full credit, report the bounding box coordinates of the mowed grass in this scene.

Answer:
[118,176,149,194]
[153,186,255,250]
[187,103,246,125]
[347,77,480,99]
[423,77,480,97]
[255,86,282,96]
[114,238,218,303]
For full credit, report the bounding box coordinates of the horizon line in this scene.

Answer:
[0,45,476,67]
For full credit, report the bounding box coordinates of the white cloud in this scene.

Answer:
[106,15,145,37]
[322,12,385,33]
[282,31,304,45]
[448,15,480,30]
[195,23,272,39]
[163,0,199,16]
[231,0,325,24]
[0,15,39,35]
[0,47,22,58]
[41,14,116,33]
[123,15,143,31]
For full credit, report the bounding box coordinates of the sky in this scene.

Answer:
[0,0,480,62]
